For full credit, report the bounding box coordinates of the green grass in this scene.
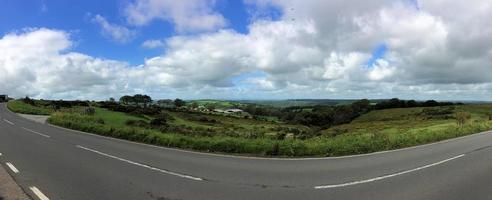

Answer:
[43,104,492,157]
[11,99,492,157]
[190,99,241,108]
[92,107,147,126]
[7,100,53,115]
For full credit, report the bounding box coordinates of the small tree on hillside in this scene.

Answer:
[190,102,199,110]
[455,111,471,126]
[174,98,185,108]
[206,103,216,111]
[23,96,35,105]
[119,95,133,105]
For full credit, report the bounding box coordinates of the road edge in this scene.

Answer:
[0,162,31,200]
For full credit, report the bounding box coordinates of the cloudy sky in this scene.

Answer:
[0,0,491,100]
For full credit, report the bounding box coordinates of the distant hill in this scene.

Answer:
[234,99,385,107]
[190,99,489,108]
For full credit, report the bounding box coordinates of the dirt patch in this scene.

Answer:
[0,164,30,200]
[18,114,49,124]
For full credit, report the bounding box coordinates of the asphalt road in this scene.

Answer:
[1,102,492,200]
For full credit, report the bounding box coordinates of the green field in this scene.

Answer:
[189,99,243,108]
[9,100,492,157]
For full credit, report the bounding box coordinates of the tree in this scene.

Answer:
[141,95,152,108]
[351,99,371,113]
[190,102,199,109]
[119,95,133,105]
[133,94,144,106]
[22,96,35,105]
[109,97,115,102]
[206,103,216,111]
[174,98,185,108]
[157,99,174,107]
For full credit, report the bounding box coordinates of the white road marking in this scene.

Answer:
[76,145,203,181]
[3,119,14,125]
[0,153,2,156]
[21,127,50,138]
[6,162,20,173]
[314,154,465,189]
[30,186,50,200]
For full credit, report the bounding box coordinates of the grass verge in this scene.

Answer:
[47,109,492,157]
[7,100,53,115]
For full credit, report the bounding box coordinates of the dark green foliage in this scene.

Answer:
[22,96,35,105]
[150,117,167,126]
[280,99,372,128]
[119,94,152,107]
[174,98,186,108]
[421,107,455,119]
[125,120,150,128]
[375,98,457,110]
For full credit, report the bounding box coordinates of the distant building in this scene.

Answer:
[213,109,226,113]
[0,95,8,102]
[225,109,243,113]
[213,108,244,114]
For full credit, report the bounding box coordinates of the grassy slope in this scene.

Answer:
[93,107,147,126]
[12,99,492,157]
[46,105,492,156]
[7,100,53,115]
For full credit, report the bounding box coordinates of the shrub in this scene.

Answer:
[150,118,167,126]
[455,111,471,126]
[125,120,149,128]
[84,107,96,115]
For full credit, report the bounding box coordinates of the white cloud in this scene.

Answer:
[3,1,492,100]
[0,28,132,99]
[91,15,136,43]
[124,0,226,32]
[141,39,165,49]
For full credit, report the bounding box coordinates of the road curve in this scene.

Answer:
[1,103,492,200]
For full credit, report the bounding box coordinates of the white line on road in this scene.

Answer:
[21,127,51,138]
[6,162,20,173]
[76,145,203,181]
[30,186,50,200]
[314,154,465,189]
[3,119,14,125]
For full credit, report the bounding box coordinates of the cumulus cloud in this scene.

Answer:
[141,39,165,49]
[3,1,492,100]
[91,14,136,43]
[0,28,132,99]
[124,0,226,32]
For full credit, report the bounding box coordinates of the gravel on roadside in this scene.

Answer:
[0,164,30,200]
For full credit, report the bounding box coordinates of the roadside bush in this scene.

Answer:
[84,107,96,115]
[455,111,471,126]
[125,120,150,128]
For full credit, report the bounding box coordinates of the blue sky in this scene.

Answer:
[0,0,254,65]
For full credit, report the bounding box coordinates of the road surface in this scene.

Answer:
[1,103,492,200]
